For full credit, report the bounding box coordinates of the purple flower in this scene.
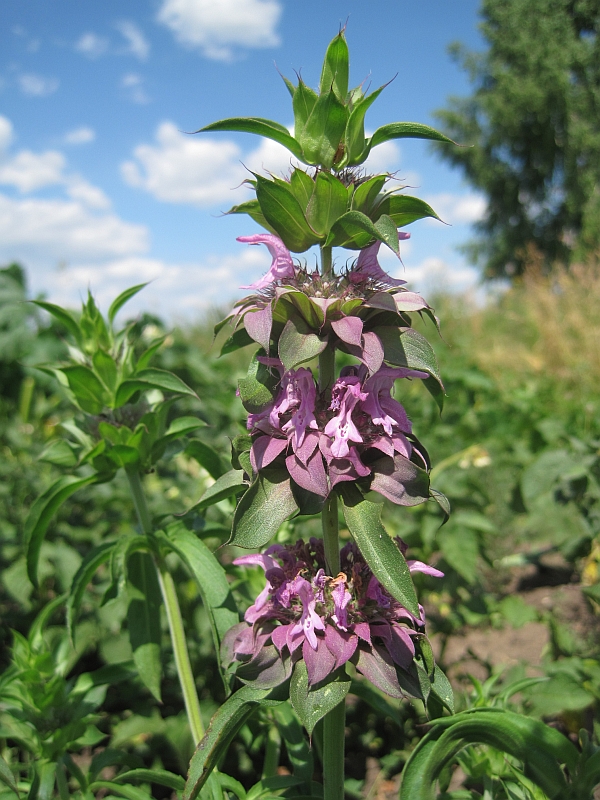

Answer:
[224,538,443,693]
[324,376,367,458]
[349,232,410,288]
[238,234,296,290]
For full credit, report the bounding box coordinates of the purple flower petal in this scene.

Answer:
[341,332,384,375]
[386,624,416,669]
[250,435,288,471]
[354,622,372,644]
[271,623,291,652]
[408,560,444,578]
[325,625,358,669]
[238,234,295,290]
[294,430,320,465]
[244,304,273,351]
[331,316,364,347]
[303,635,336,685]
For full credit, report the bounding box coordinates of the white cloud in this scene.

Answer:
[156,0,282,61]
[0,194,148,261]
[0,117,14,151]
[424,192,487,225]
[121,121,298,207]
[75,32,109,59]
[18,74,59,97]
[64,126,95,145]
[0,150,66,193]
[65,177,111,210]
[121,73,150,104]
[115,20,150,60]
[361,140,401,175]
[379,247,479,296]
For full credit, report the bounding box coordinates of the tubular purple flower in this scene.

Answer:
[238,234,296,290]
[361,366,427,436]
[349,232,410,287]
[324,376,367,458]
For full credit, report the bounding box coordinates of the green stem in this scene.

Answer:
[322,494,340,575]
[323,700,346,800]
[319,245,335,396]
[125,468,205,745]
[320,244,333,279]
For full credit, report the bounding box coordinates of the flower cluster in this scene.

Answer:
[248,361,428,503]
[223,538,442,696]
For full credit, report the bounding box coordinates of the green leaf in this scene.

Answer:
[398,708,579,800]
[374,194,442,227]
[93,349,118,393]
[0,752,19,797]
[255,176,320,252]
[290,662,350,735]
[114,769,185,792]
[67,541,116,639]
[184,685,277,800]
[197,117,304,161]
[429,665,454,714]
[325,210,400,252]
[88,782,151,800]
[185,440,226,479]
[108,284,148,324]
[25,474,97,586]
[273,702,314,784]
[220,326,255,356]
[438,526,479,584]
[351,175,387,214]
[319,31,349,101]
[115,368,197,406]
[163,522,239,652]
[344,85,387,165]
[374,327,443,389]
[32,300,81,343]
[227,199,277,234]
[190,469,247,512]
[137,335,166,371]
[340,484,419,617]
[127,551,162,701]
[293,80,319,140]
[278,316,328,372]
[289,169,315,211]
[38,439,78,467]
[301,90,347,168]
[238,351,277,414]
[365,122,456,160]
[151,416,207,461]
[305,172,348,236]
[61,365,109,413]
[231,470,299,549]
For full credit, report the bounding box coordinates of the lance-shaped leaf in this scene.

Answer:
[25,474,98,586]
[255,176,320,252]
[184,685,280,800]
[374,194,442,227]
[369,455,430,507]
[61,365,110,413]
[340,484,419,617]
[185,440,226,480]
[243,305,273,352]
[320,31,349,101]
[127,551,163,701]
[305,171,348,236]
[113,769,185,793]
[398,708,579,800]
[273,702,314,784]
[197,117,304,160]
[93,349,118,393]
[108,283,148,325]
[32,300,81,344]
[226,199,276,233]
[220,326,255,356]
[351,175,387,214]
[374,326,443,389]
[344,84,387,166]
[67,540,116,639]
[326,210,400,252]
[292,79,318,140]
[362,121,457,163]
[162,523,239,652]
[238,352,277,414]
[290,661,351,735]
[0,753,19,797]
[278,316,328,372]
[87,782,151,800]
[289,168,315,210]
[231,469,299,549]
[300,90,348,168]
[115,368,197,406]
[190,469,247,512]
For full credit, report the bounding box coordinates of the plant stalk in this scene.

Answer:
[125,467,205,745]
[323,700,346,800]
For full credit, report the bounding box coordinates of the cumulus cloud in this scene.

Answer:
[0,150,66,193]
[115,20,150,61]
[156,0,282,61]
[424,192,487,225]
[75,32,109,58]
[121,121,298,207]
[18,74,59,97]
[121,73,150,104]
[64,126,95,145]
[0,117,14,152]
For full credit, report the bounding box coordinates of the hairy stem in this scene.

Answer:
[125,468,204,745]
[323,700,346,800]
[319,245,335,396]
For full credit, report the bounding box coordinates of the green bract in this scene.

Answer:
[197,30,452,253]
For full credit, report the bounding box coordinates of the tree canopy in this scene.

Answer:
[433,0,600,279]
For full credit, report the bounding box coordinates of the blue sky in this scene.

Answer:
[0,0,485,321]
